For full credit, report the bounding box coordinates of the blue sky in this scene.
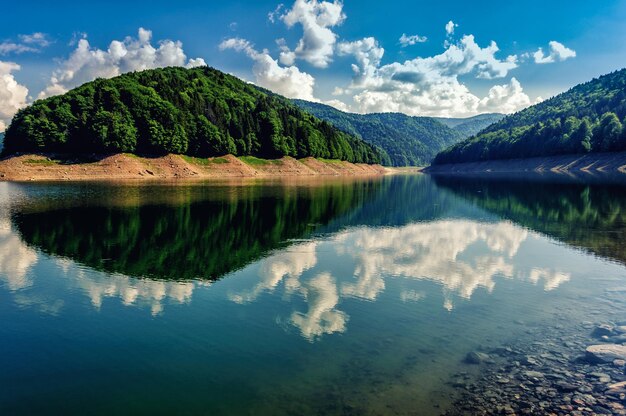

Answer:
[1,0,626,129]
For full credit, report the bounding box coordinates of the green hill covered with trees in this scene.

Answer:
[434,113,504,137]
[433,68,626,165]
[2,67,384,164]
[293,99,466,166]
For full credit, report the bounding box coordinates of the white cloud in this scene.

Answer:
[219,37,316,100]
[337,37,384,88]
[342,34,525,117]
[0,32,51,55]
[446,20,458,36]
[278,0,346,68]
[533,41,576,64]
[0,61,29,131]
[38,28,206,99]
[268,4,285,23]
[479,78,531,114]
[19,32,51,47]
[399,33,428,47]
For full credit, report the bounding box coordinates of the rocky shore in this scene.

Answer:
[446,318,626,415]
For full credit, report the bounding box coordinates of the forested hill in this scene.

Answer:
[434,68,626,165]
[434,113,505,137]
[293,99,465,166]
[0,132,4,153]
[2,67,384,164]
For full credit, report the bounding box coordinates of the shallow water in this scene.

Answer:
[1,174,626,415]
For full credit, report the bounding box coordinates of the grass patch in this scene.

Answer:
[24,158,60,166]
[240,156,282,166]
[209,157,229,164]
[181,155,230,166]
[318,158,345,164]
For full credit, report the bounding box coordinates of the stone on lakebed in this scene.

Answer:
[586,344,626,363]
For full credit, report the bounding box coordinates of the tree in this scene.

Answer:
[597,112,622,152]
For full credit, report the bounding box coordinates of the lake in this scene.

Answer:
[2,174,626,415]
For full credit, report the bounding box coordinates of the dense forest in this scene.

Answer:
[434,68,626,165]
[434,113,504,137]
[2,67,384,164]
[293,100,466,166]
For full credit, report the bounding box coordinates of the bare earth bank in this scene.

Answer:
[425,152,626,175]
[0,154,388,182]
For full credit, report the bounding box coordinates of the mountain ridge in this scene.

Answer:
[293,100,502,166]
[434,68,626,165]
[2,66,384,165]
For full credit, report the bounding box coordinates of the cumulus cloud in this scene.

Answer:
[479,78,532,114]
[337,37,384,88]
[278,0,345,68]
[399,33,428,47]
[219,37,316,100]
[340,34,525,117]
[38,28,206,99]
[533,41,576,64]
[446,20,458,36]
[0,61,29,131]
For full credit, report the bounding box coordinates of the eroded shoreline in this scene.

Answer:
[0,153,388,182]
[425,152,626,176]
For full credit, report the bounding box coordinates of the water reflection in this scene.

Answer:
[230,220,571,339]
[5,174,625,340]
[0,218,37,291]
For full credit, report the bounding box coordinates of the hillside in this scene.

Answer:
[2,67,383,165]
[434,113,504,137]
[0,132,3,153]
[293,100,465,166]
[434,68,626,165]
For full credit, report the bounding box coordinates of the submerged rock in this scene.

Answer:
[464,351,491,365]
[586,344,626,363]
[591,324,614,338]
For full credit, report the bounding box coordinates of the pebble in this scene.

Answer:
[445,319,626,416]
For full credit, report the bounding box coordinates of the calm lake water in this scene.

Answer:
[2,174,626,415]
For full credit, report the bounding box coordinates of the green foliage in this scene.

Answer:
[434,113,505,137]
[3,67,383,164]
[293,99,467,166]
[434,69,626,164]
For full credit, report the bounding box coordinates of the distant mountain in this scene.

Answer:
[0,132,4,154]
[293,100,466,166]
[435,113,505,137]
[2,67,383,164]
[434,68,626,165]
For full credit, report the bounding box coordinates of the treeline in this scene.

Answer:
[293,99,465,166]
[2,67,384,164]
[434,68,626,165]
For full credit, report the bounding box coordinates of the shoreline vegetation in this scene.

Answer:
[0,153,387,182]
[425,151,626,176]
